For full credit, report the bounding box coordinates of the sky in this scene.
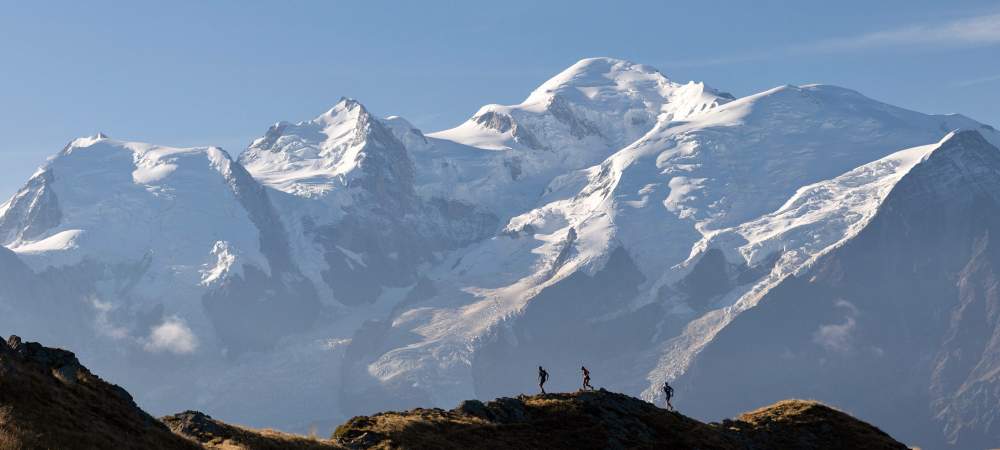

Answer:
[1,0,999,200]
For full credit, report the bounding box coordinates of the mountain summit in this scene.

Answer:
[240,98,414,200]
[432,57,730,161]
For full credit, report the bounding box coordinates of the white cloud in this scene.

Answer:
[671,13,1000,67]
[90,296,129,340]
[145,316,199,354]
[812,299,859,353]
[813,316,856,353]
[952,73,1000,87]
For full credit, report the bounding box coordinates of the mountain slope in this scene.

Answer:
[676,130,1000,448]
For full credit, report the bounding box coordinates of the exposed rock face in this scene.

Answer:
[472,110,547,150]
[332,389,906,450]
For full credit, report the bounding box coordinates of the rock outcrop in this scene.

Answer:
[162,410,339,450]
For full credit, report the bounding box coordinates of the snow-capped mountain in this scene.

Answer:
[239,97,498,309]
[2,57,999,447]
[0,134,322,356]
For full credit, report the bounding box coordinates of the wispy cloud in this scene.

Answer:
[952,73,1000,87]
[803,13,1000,52]
[672,13,1000,67]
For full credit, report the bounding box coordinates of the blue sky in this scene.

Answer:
[2,1,999,200]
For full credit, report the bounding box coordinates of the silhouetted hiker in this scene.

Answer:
[581,366,593,390]
[538,366,549,394]
[663,381,674,410]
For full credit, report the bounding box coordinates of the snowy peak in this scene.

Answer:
[63,132,111,153]
[431,57,730,154]
[57,136,237,187]
[524,57,663,103]
[0,137,239,248]
[524,57,729,119]
[240,97,413,198]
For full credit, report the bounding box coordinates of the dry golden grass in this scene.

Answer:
[162,411,343,450]
[724,399,906,450]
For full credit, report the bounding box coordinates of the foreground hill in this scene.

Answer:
[329,391,905,450]
[1,337,905,449]
[0,335,197,449]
